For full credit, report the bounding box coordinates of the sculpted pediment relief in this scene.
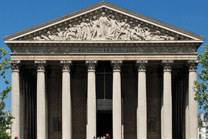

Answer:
[3,2,204,42]
[33,12,175,41]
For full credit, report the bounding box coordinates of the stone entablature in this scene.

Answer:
[9,45,198,55]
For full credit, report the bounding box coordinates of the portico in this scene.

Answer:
[4,2,204,139]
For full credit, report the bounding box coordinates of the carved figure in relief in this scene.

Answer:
[106,15,121,40]
[98,12,109,39]
[130,27,142,40]
[76,20,82,40]
[91,16,100,39]
[133,24,145,40]
[46,31,59,40]
[56,28,65,39]
[80,18,88,40]
[64,24,77,40]
[86,19,92,40]
[116,19,131,40]
[32,12,176,41]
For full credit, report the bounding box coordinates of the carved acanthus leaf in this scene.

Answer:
[187,60,198,72]
[35,60,47,71]
[10,60,21,71]
[136,60,148,71]
[86,60,97,71]
[60,60,72,71]
[161,60,173,71]
[111,60,123,71]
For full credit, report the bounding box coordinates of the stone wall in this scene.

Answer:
[122,62,137,139]
[146,66,162,139]
[48,67,62,139]
[71,62,87,139]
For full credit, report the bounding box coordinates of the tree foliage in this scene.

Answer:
[0,47,13,139]
[194,44,208,114]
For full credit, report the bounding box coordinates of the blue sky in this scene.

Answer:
[0,0,208,112]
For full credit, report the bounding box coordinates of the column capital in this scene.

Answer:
[136,60,148,72]
[86,60,97,72]
[60,60,72,72]
[10,60,21,72]
[35,60,46,72]
[111,60,123,71]
[161,60,173,72]
[187,60,199,72]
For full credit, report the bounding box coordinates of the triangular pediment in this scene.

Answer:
[3,2,205,42]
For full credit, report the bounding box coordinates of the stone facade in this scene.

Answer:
[4,2,204,139]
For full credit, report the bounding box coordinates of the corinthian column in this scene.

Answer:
[35,60,47,139]
[86,60,97,139]
[136,60,148,139]
[187,60,198,139]
[61,60,72,139]
[161,60,173,139]
[111,60,123,139]
[11,60,21,139]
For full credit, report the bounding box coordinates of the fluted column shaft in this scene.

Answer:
[162,60,173,139]
[86,60,97,139]
[187,60,198,139]
[35,60,47,139]
[11,60,21,139]
[136,60,148,139]
[61,61,72,139]
[111,60,122,139]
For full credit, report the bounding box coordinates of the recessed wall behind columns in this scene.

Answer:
[19,64,37,139]
[71,61,87,139]
[172,66,188,139]
[146,62,163,139]
[122,61,137,139]
[47,63,62,139]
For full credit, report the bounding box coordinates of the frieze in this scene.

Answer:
[10,46,198,55]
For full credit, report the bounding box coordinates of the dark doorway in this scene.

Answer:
[97,111,112,138]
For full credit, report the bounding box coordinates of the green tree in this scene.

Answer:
[195,44,208,114]
[0,47,13,139]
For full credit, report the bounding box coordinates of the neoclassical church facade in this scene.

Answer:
[3,2,205,139]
